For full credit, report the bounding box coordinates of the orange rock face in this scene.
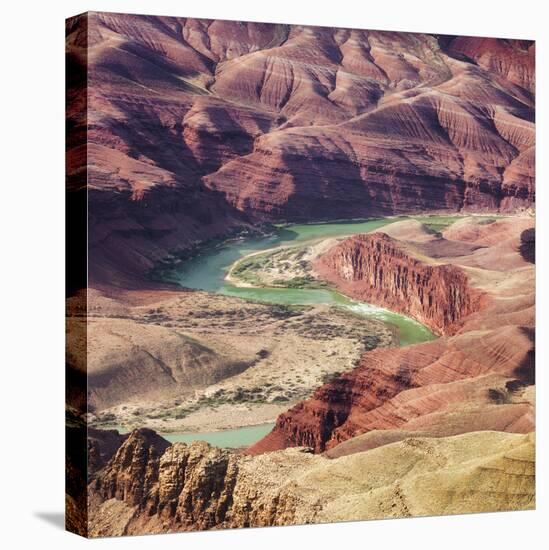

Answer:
[314,233,482,335]
[66,13,535,286]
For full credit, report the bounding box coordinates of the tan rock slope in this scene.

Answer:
[66,288,394,432]
[66,13,535,286]
[249,217,534,454]
[88,428,534,536]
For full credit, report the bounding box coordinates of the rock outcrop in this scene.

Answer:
[87,427,128,474]
[92,428,170,508]
[249,217,535,454]
[314,233,482,334]
[67,13,535,287]
[88,428,535,536]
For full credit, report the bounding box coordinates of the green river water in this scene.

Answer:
[166,217,440,345]
[149,216,467,447]
[114,423,276,448]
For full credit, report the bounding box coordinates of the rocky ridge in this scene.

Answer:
[88,427,534,536]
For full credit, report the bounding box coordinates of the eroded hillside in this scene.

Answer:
[66,14,535,286]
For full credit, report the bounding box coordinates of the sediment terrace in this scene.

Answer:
[70,287,395,434]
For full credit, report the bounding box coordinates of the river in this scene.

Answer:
[143,217,447,447]
[115,423,276,448]
[165,217,438,345]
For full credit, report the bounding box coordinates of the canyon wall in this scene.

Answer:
[66,13,535,287]
[314,233,482,334]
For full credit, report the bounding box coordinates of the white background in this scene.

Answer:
[1,0,546,548]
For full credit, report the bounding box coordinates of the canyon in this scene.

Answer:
[65,11,536,538]
[82,216,535,536]
[249,217,534,454]
[68,287,394,433]
[66,13,535,288]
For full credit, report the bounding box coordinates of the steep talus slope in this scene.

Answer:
[249,217,534,454]
[83,317,247,411]
[88,428,534,536]
[66,292,252,412]
[446,36,535,91]
[66,13,535,286]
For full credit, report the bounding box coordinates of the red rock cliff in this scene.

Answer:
[314,233,482,335]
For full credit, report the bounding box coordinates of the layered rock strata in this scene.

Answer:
[314,233,482,335]
[67,13,535,287]
[65,12,536,535]
[85,217,535,536]
[249,217,534,454]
